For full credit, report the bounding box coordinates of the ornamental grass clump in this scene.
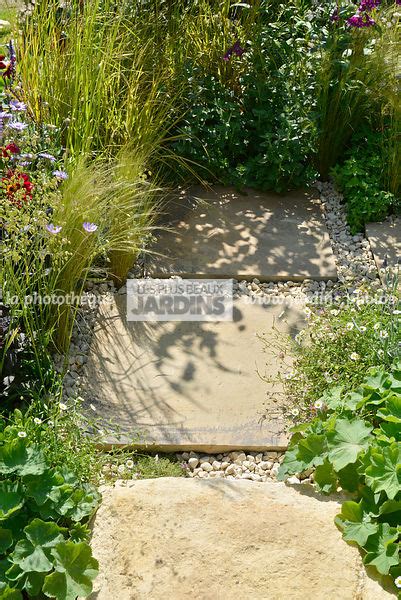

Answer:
[316,0,400,179]
[17,0,182,160]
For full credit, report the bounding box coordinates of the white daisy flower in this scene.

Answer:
[59,403,67,411]
[395,576,401,589]
[359,326,367,333]
[379,330,389,339]
[34,418,42,425]
[330,309,339,316]
[18,431,27,438]
[314,399,324,410]
[117,464,126,473]
[350,352,360,361]
[346,322,354,331]
[290,408,300,417]
[373,323,381,331]
[126,459,135,469]
[285,371,295,380]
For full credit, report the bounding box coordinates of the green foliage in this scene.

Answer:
[279,365,401,586]
[278,291,401,414]
[332,127,400,233]
[172,3,317,192]
[0,422,100,599]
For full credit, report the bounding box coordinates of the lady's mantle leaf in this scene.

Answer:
[363,524,399,575]
[0,482,24,520]
[43,541,99,600]
[327,419,372,471]
[365,444,401,500]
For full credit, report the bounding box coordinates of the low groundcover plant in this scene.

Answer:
[0,415,100,599]
[279,365,401,591]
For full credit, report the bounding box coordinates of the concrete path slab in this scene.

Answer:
[89,478,395,600]
[83,295,304,451]
[149,186,337,282]
[366,218,401,274]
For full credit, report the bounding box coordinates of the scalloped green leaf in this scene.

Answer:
[313,460,337,494]
[0,441,46,476]
[43,542,98,600]
[0,482,24,521]
[377,395,401,424]
[296,434,326,469]
[363,524,399,574]
[364,444,401,500]
[327,419,372,471]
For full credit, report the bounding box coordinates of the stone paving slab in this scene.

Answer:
[149,186,337,282]
[83,295,304,451]
[366,218,401,274]
[89,478,395,600]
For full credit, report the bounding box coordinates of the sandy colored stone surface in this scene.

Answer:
[149,186,337,282]
[89,478,395,600]
[366,218,401,274]
[84,295,304,451]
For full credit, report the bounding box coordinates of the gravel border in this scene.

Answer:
[58,181,385,481]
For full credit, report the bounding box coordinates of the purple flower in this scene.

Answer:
[359,0,380,10]
[223,40,245,61]
[330,8,340,21]
[347,13,376,27]
[8,121,28,131]
[232,40,245,57]
[83,222,98,233]
[46,223,62,234]
[52,170,68,180]
[10,100,27,112]
[0,111,12,119]
[38,152,56,162]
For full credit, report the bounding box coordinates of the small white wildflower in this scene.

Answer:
[33,418,42,425]
[126,459,134,469]
[313,399,324,410]
[18,431,27,438]
[117,464,126,474]
[330,309,339,316]
[59,403,67,411]
[350,352,360,361]
[346,322,354,331]
[359,326,367,333]
[379,330,389,339]
[377,349,384,357]
[395,576,401,589]
[373,323,381,331]
[285,371,295,380]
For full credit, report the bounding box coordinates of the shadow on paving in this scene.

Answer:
[149,186,337,282]
[83,294,304,450]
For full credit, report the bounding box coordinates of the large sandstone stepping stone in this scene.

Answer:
[366,218,401,274]
[89,478,394,600]
[84,295,304,451]
[149,186,337,282]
